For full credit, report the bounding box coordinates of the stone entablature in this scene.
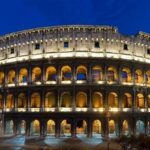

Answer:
[0,25,149,65]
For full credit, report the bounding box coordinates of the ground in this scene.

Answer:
[0,135,122,150]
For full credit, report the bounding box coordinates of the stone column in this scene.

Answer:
[71,119,76,138]
[55,119,60,138]
[25,120,30,136]
[87,119,92,138]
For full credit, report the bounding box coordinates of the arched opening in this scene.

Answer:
[108,92,118,108]
[146,70,150,84]
[123,93,132,108]
[0,71,4,85]
[135,69,143,84]
[76,65,87,81]
[92,120,102,137]
[109,120,116,136]
[136,120,145,135]
[31,120,40,135]
[46,66,57,81]
[47,120,55,136]
[45,92,56,108]
[61,92,72,107]
[0,95,3,109]
[121,67,131,82]
[76,120,87,137]
[122,120,129,135]
[61,65,72,81]
[31,93,41,108]
[92,66,102,82]
[60,119,71,137]
[17,120,26,135]
[107,66,117,82]
[32,67,41,82]
[136,93,144,108]
[18,93,26,108]
[8,70,16,84]
[19,68,28,83]
[76,92,87,108]
[6,94,14,110]
[5,120,14,135]
[92,92,103,108]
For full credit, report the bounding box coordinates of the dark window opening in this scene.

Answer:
[147,49,150,54]
[123,44,128,50]
[95,41,100,48]
[64,41,69,48]
[35,43,40,50]
[10,48,14,54]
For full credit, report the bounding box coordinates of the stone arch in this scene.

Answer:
[108,92,118,108]
[31,92,41,108]
[47,119,55,135]
[19,68,28,83]
[76,92,87,107]
[76,65,87,81]
[123,93,132,108]
[32,67,41,82]
[109,120,116,135]
[121,67,131,82]
[136,120,145,135]
[31,120,40,135]
[92,120,102,137]
[60,119,71,137]
[92,66,102,81]
[61,92,72,107]
[92,92,103,108]
[45,92,56,107]
[135,69,143,83]
[122,120,129,135]
[0,71,4,85]
[46,66,57,81]
[76,120,87,137]
[8,69,16,84]
[17,120,26,135]
[6,94,14,109]
[136,93,144,108]
[18,93,27,108]
[5,120,14,135]
[107,66,117,82]
[61,65,72,81]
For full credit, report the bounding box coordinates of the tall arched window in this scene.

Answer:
[76,92,87,107]
[92,92,103,108]
[45,92,56,107]
[92,66,102,82]
[31,92,41,108]
[61,92,72,107]
[123,93,132,108]
[46,66,57,81]
[19,68,28,83]
[6,94,14,109]
[107,67,117,82]
[135,69,143,84]
[121,67,131,82]
[31,120,40,135]
[32,67,41,82]
[61,66,72,81]
[18,93,26,108]
[136,93,144,108]
[76,65,87,81]
[108,92,118,108]
[8,70,16,84]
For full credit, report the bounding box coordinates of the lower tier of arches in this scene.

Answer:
[1,116,150,138]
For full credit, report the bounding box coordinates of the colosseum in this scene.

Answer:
[0,25,150,138]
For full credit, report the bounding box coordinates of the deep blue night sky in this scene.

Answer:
[0,0,150,35]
